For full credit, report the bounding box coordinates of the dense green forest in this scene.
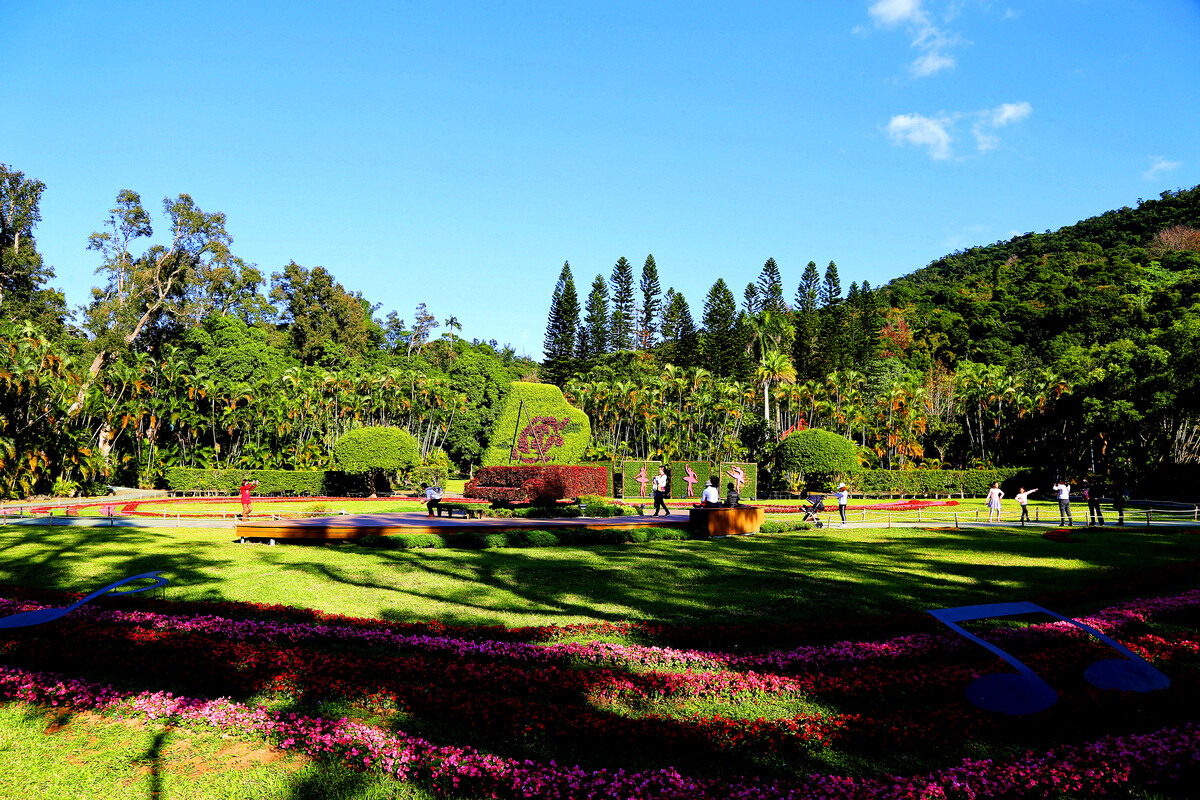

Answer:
[542,187,1200,491]
[2,159,1198,498]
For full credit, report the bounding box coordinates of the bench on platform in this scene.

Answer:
[688,506,766,537]
[436,503,486,519]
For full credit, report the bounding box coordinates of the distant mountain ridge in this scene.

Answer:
[880,184,1200,371]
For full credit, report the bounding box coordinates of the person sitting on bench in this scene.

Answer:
[695,478,721,508]
[724,481,741,507]
[421,482,443,517]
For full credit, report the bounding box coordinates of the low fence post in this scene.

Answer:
[954,512,959,529]
[1146,510,1151,528]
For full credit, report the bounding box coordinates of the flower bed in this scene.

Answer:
[2,566,1199,798]
[653,499,963,514]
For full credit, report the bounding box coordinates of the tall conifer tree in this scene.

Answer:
[818,261,848,373]
[609,256,635,351]
[660,287,699,367]
[579,273,610,361]
[792,260,821,380]
[542,261,580,385]
[701,279,743,379]
[756,257,785,315]
[637,254,662,350]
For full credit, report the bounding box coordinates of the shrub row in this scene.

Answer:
[855,468,1039,498]
[164,468,361,496]
[357,525,696,550]
[758,519,814,533]
[464,465,608,504]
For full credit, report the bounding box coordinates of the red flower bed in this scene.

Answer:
[465,465,607,503]
[2,560,1200,799]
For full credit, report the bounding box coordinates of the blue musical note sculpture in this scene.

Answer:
[929,601,1169,715]
[0,571,169,629]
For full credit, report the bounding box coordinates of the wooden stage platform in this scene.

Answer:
[235,511,691,541]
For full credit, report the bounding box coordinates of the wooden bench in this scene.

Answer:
[436,503,486,519]
[689,506,766,537]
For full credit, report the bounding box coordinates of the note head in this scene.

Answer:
[1085,658,1170,693]
[967,672,1059,716]
[0,607,68,629]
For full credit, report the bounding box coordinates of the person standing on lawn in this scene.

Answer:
[1053,478,1073,527]
[835,482,850,526]
[239,478,259,520]
[1084,479,1105,526]
[1014,486,1038,524]
[651,465,670,516]
[1113,483,1129,525]
[985,481,1005,523]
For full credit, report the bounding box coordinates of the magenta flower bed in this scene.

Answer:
[1,571,1198,798]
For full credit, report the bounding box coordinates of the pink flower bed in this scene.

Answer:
[1,573,1199,798]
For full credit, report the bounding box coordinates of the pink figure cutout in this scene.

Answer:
[683,463,699,497]
[726,465,746,494]
[634,465,650,497]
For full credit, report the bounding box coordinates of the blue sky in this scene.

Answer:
[6,1,1199,359]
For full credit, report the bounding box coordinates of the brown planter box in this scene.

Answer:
[688,507,766,537]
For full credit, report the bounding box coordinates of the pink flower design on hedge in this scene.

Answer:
[726,464,746,494]
[683,464,699,497]
[634,466,649,497]
[511,416,569,464]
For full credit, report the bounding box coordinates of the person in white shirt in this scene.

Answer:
[985,482,1005,522]
[1014,486,1038,524]
[1053,479,1073,527]
[422,482,443,517]
[651,466,669,516]
[700,478,720,507]
[835,483,850,526]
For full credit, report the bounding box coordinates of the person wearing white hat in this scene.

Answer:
[835,482,850,526]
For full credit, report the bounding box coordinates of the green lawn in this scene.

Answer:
[3,523,1198,799]
[1,522,1196,628]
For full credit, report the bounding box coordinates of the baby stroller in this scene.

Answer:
[803,494,826,528]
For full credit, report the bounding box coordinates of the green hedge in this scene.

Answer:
[356,526,698,550]
[855,468,1040,498]
[717,462,758,500]
[332,426,419,474]
[621,461,661,500]
[481,382,591,466]
[164,468,342,496]
[668,461,710,501]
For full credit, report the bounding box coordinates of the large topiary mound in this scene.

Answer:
[775,428,858,493]
[481,382,591,466]
[333,426,420,495]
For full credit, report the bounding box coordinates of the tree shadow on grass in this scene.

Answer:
[2,524,1199,798]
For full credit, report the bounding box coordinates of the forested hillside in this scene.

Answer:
[881,186,1200,477]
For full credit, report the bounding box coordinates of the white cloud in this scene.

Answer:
[912,50,956,77]
[869,0,925,26]
[868,0,964,78]
[890,101,1032,160]
[1144,156,1182,181]
[972,101,1032,151]
[887,113,954,160]
[989,101,1032,126]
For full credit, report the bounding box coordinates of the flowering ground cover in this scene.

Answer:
[1,527,1199,797]
[1,573,1198,798]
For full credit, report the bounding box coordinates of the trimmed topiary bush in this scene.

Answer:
[332,426,420,496]
[481,383,591,466]
[775,428,859,493]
